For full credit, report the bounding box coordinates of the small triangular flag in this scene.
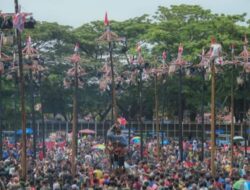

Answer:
[162,51,167,60]
[104,12,109,26]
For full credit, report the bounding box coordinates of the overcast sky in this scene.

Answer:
[1,0,250,27]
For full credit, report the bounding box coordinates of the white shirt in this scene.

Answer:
[210,43,222,58]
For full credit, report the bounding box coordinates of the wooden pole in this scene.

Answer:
[201,68,205,161]
[139,68,143,160]
[71,60,78,177]
[154,73,160,160]
[109,42,117,123]
[15,0,27,181]
[0,73,2,160]
[243,71,247,156]
[29,69,36,159]
[230,67,234,170]
[178,67,183,161]
[210,60,216,177]
[39,72,46,158]
[230,55,235,170]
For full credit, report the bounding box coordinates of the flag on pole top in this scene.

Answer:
[13,13,26,32]
[178,43,183,55]
[104,12,109,26]
[162,51,167,61]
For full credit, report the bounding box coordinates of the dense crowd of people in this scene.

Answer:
[0,127,249,190]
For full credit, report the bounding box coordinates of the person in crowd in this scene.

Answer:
[0,129,249,189]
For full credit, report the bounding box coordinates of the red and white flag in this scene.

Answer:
[178,43,183,57]
[162,51,167,61]
[104,12,109,26]
[13,13,26,32]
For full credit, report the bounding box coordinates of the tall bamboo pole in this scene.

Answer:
[243,71,247,156]
[230,55,235,170]
[14,0,27,180]
[243,36,248,157]
[139,68,143,160]
[178,67,183,161]
[210,60,216,177]
[109,42,117,122]
[29,69,36,159]
[0,73,2,160]
[39,72,46,158]
[154,73,160,160]
[97,14,122,123]
[71,60,78,177]
[201,68,205,161]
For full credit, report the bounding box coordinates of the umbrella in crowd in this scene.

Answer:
[215,129,225,134]
[233,178,246,190]
[131,136,140,144]
[92,144,105,151]
[78,129,95,135]
[117,117,127,126]
[16,128,33,135]
[163,139,170,145]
